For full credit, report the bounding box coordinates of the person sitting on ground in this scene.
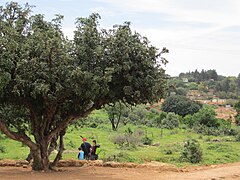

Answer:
[80,137,91,160]
[90,140,101,160]
[78,147,84,160]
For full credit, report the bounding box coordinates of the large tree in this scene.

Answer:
[0,2,168,171]
[161,95,202,117]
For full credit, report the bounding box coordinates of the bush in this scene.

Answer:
[192,125,222,136]
[141,136,152,145]
[183,114,195,128]
[164,149,173,155]
[180,139,202,163]
[0,132,6,140]
[128,105,148,125]
[0,145,6,153]
[113,132,140,149]
[113,134,126,148]
[162,95,202,116]
[162,112,179,129]
[193,106,219,128]
[207,144,231,152]
[89,122,98,128]
[235,134,240,141]
[235,131,240,142]
[134,128,145,137]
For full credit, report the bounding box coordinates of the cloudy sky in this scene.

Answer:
[1,0,240,77]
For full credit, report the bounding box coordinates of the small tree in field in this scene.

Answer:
[0,2,168,171]
[161,95,202,117]
[105,102,128,131]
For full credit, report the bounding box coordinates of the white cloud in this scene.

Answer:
[60,0,240,76]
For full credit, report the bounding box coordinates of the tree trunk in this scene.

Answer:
[31,137,50,171]
[31,148,45,170]
[51,129,66,168]
[111,121,117,131]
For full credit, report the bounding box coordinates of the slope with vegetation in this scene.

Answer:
[1,105,240,166]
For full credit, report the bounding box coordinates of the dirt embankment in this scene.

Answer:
[1,159,240,180]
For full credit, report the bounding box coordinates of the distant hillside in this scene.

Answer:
[167,69,240,100]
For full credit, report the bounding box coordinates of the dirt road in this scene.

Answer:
[0,162,240,180]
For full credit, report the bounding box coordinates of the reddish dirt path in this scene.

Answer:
[1,162,240,180]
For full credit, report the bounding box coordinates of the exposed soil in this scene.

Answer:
[0,160,240,180]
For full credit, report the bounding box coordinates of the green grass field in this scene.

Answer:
[0,110,240,167]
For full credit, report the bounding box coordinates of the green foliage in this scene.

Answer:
[1,122,240,166]
[154,111,167,127]
[183,114,195,128]
[163,149,173,155]
[234,100,240,125]
[128,105,149,125]
[162,112,179,129]
[180,139,202,163]
[193,106,219,128]
[112,127,147,148]
[0,145,6,153]
[141,136,152,145]
[0,2,168,170]
[105,102,129,130]
[235,134,240,142]
[104,151,138,163]
[162,95,202,116]
[0,132,6,140]
[187,82,198,90]
[67,140,76,149]
[206,143,231,152]
[171,69,240,100]
[235,130,240,142]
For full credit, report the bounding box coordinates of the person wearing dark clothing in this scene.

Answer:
[90,140,100,160]
[80,137,91,160]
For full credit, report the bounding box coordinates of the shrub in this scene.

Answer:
[113,134,126,148]
[0,133,6,140]
[113,127,145,148]
[126,135,140,148]
[162,112,179,129]
[180,139,202,163]
[134,128,145,137]
[193,106,219,128]
[89,122,98,128]
[235,134,240,141]
[141,136,152,145]
[0,145,6,153]
[183,114,195,128]
[128,105,148,125]
[164,149,173,155]
[207,144,231,152]
[192,125,222,136]
[162,95,202,116]
[235,131,240,142]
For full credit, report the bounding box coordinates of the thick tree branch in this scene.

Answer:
[47,105,97,142]
[0,119,37,150]
[51,128,66,168]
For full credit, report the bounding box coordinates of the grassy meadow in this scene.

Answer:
[0,109,240,167]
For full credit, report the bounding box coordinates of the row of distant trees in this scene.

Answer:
[168,69,240,99]
[86,95,238,132]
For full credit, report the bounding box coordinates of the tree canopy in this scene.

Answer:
[161,95,202,116]
[0,2,168,171]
